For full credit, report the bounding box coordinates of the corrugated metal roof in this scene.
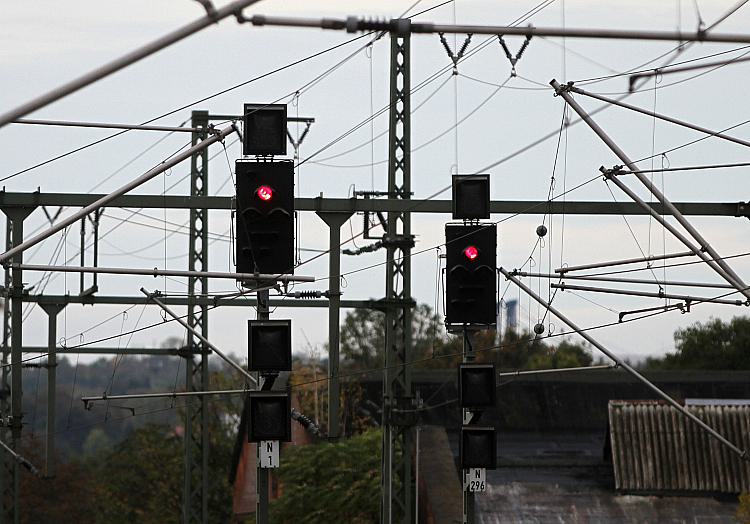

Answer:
[608,400,750,493]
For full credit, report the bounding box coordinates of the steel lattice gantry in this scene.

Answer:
[381,22,415,524]
[184,110,210,524]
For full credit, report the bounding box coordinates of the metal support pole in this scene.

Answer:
[629,55,750,87]
[14,119,205,133]
[256,289,270,524]
[554,251,694,274]
[382,23,414,524]
[184,110,211,524]
[500,267,748,459]
[0,0,262,129]
[515,271,734,290]
[249,15,750,44]
[16,264,313,282]
[568,85,750,149]
[462,329,475,524]
[1,208,33,524]
[0,125,235,265]
[0,220,11,524]
[316,212,352,440]
[551,79,750,301]
[81,389,250,403]
[38,303,65,479]
[498,364,615,378]
[551,282,746,305]
[140,290,256,385]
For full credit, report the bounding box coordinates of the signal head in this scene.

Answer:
[464,245,479,261]
[256,185,273,201]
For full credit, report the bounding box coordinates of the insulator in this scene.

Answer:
[533,322,545,335]
[536,224,548,238]
[292,290,323,299]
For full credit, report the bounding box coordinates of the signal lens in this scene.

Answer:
[464,245,479,261]
[256,185,273,201]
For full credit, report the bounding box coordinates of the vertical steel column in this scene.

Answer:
[39,304,65,478]
[316,212,352,440]
[462,330,475,524]
[381,21,414,524]
[184,110,210,524]
[0,221,11,523]
[1,208,33,524]
[255,289,270,524]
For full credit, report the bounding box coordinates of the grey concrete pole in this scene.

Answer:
[2,209,33,524]
[316,212,352,440]
[39,304,65,478]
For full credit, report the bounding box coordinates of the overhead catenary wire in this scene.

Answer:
[46,278,750,449]
[8,0,748,392]
[2,0,452,183]
[0,0,264,130]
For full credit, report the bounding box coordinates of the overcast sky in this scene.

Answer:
[2,0,750,373]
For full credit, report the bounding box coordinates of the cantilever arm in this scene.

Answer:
[500,266,748,461]
[141,288,257,386]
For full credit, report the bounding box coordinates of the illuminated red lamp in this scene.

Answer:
[464,245,479,261]
[256,185,273,201]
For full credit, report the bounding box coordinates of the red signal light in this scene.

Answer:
[256,185,273,201]
[464,245,479,261]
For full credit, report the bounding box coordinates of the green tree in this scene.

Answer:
[340,304,462,370]
[269,429,383,523]
[82,427,112,457]
[90,425,183,524]
[526,339,593,369]
[478,329,593,370]
[20,452,99,524]
[644,316,750,370]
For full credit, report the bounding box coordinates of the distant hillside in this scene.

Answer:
[21,354,205,458]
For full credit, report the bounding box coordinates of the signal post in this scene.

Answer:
[445,175,498,524]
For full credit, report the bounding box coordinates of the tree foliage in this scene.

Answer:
[339,304,461,370]
[475,329,593,370]
[340,304,593,371]
[269,429,383,523]
[644,316,750,370]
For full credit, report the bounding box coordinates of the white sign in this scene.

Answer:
[258,440,279,468]
[465,468,486,492]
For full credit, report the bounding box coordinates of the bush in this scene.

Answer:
[270,429,385,523]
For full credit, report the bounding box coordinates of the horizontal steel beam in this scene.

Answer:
[0,192,747,217]
[143,288,257,385]
[16,264,314,283]
[516,271,734,290]
[498,364,616,378]
[82,388,248,403]
[13,119,204,133]
[207,114,315,123]
[21,294,377,309]
[555,251,695,274]
[553,282,747,305]
[22,346,193,356]
[250,15,750,44]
